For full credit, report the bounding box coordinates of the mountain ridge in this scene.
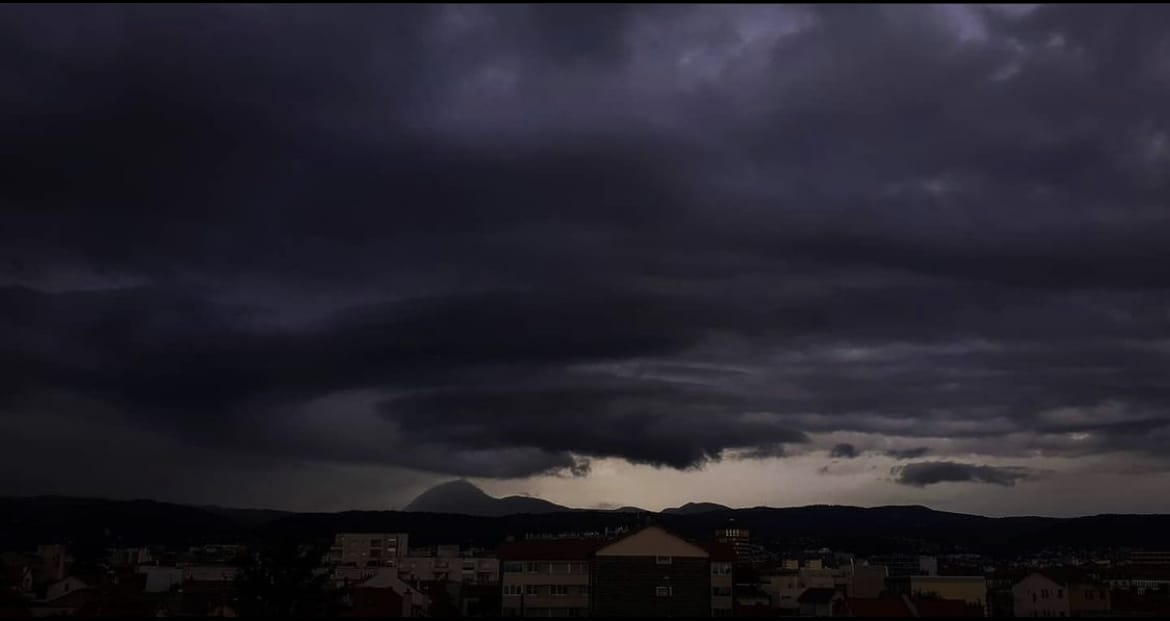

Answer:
[5,493,1170,556]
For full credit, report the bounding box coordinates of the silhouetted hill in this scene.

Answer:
[198,505,291,527]
[4,495,1170,557]
[662,502,732,515]
[0,496,244,552]
[403,480,570,517]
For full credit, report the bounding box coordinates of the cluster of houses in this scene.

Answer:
[3,525,1170,617]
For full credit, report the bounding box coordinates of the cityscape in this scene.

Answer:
[3,481,1170,617]
[5,3,1170,618]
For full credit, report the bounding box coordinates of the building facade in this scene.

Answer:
[592,526,712,618]
[499,540,597,618]
[714,524,752,563]
[889,575,987,615]
[396,555,499,585]
[1013,572,1070,618]
[330,532,410,567]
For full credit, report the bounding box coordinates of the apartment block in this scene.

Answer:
[888,575,987,615]
[329,532,410,567]
[592,526,713,618]
[499,540,599,617]
[397,555,499,585]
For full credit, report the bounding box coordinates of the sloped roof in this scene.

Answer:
[798,587,839,604]
[912,598,984,617]
[839,597,913,617]
[697,541,737,562]
[595,526,708,558]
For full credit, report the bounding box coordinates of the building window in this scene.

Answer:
[503,562,523,573]
[656,586,673,597]
[656,556,673,565]
[503,585,522,596]
[526,585,540,596]
[1085,590,1093,600]
[370,539,381,547]
[713,587,732,597]
[571,562,589,574]
[712,563,732,575]
[551,585,569,596]
[1057,589,1063,598]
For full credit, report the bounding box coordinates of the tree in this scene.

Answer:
[234,539,332,617]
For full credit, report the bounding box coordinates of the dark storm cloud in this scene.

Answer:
[3,3,1170,499]
[894,461,1031,488]
[886,447,931,460]
[829,443,858,459]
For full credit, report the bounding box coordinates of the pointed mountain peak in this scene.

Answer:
[404,480,569,517]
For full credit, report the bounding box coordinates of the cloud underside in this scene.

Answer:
[894,461,1030,487]
[2,5,1170,487]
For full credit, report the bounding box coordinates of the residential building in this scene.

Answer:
[702,542,737,616]
[109,547,153,567]
[30,576,92,617]
[762,566,837,612]
[591,525,713,617]
[139,566,185,593]
[868,554,936,578]
[397,555,499,585]
[1131,551,1170,566]
[888,575,987,615]
[350,568,431,617]
[1013,572,1070,618]
[498,539,598,618]
[837,597,915,617]
[715,523,752,563]
[1013,571,1111,618]
[35,544,68,584]
[798,587,842,617]
[330,532,410,567]
[849,565,889,598]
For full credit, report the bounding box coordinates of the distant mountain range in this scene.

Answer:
[402,480,723,517]
[5,489,1170,558]
[403,480,570,517]
[662,502,733,515]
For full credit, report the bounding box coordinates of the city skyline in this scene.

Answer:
[3,5,1170,515]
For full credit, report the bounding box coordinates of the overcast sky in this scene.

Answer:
[3,4,1170,516]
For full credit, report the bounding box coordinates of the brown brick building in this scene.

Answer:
[592,526,717,617]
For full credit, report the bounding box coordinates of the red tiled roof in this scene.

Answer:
[839,598,913,617]
[912,599,984,617]
[696,541,737,562]
[799,587,839,604]
[496,539,605,560]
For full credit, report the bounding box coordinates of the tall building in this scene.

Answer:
[329,533,410,567]
[591,525,714,618]
[714,522,752,563]
[498,540,599,618]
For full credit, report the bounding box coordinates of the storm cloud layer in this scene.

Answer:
[3,5,1170,508]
